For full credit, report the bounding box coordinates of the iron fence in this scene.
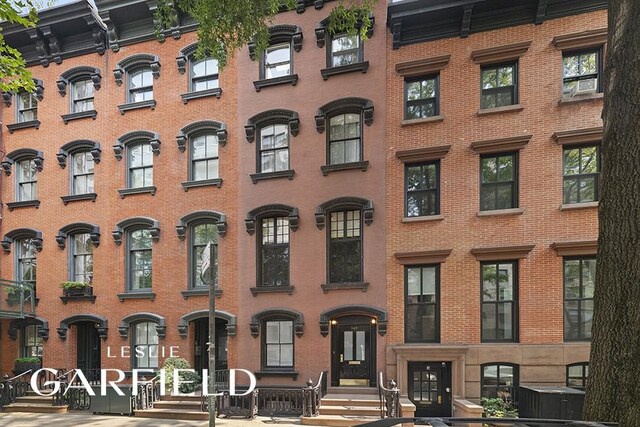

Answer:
[356,418,619,427]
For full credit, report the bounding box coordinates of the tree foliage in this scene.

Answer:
[155,0,377,68]
[0,0,39,93]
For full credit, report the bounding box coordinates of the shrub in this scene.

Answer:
[15,357,41,364]
[481,395,518,419]
[162,357,201,394]
[60,281,89,290]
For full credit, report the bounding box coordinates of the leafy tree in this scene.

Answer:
[0,0,39,93]
[154,0,377,68]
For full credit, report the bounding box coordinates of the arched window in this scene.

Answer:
[481,363,519,401]
[114,131,160,197]
[176,44,222,102]
[128,67,154,103]
[190,132,219,182]
[16,239,37,292]
[113,54,160,113]
[249,25,302,91]
[132,321,159,369]
[191,223,218,288]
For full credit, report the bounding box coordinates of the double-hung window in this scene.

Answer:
[564,257,595,341]
[128,68,154,102]
[71,233,93,283]
[128,229,152,291]
[567,363,589,390]
[16,159,38,202]
[259,217,289,287]
[191,58,219,91]
[331,34,361,67]
[16,239,37,296]
[191,133,219,181]
[71,152,95,195]
[405,265,439,342]
[264,43,292,79]
[17,92,38,122]
[405,76,439,119]
[480,63,517,109]
[133,322,158,369]
[329,113,361,165]
[259,124,289,173]
[481,363,519,400]
[263,320,294,369]
[329,210,361,283]
[563,145,599,204]
[481,261,517,342]
[191,223,218,288]
[563,50,601,96]
[22,325,43,357]
[480,153,517,211]
[405,162,439,217]
[128,143,153,188]
[71,79,94,112]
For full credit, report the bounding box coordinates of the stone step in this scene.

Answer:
[302,415,380,427]
[319,405,381,417]
[153,400,203,410]
[321,394,381,408]
[4,403,68,414]
[161,394,202,402]
[327,387,378,395]
[15,396,54,404]
[134,408,208,421]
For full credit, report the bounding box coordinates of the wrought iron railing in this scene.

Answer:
[357,417,618,427]
[302,371,325,417]
[0,279,35,318]
[378,371,400,418]
[258,386,304,416]
[0,370,33,409]
[135,374,161,410]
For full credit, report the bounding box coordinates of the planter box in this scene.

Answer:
[60,286,96,304]
[14,361,41,375]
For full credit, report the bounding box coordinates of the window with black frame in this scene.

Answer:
[128,143,153,189]
[329,210,361,283]
[22,325,43,357]
[330,34,362,67]
[128,229,152,291]
[481,261,517,342]
[480,63,517,109]
[263,319,294,369]
[128,67,154,102]
[481,363,519,400]
[71,79,94,112]
[480,153,517,211]
[191,58,219,91]
[329,113,361,165]
[17,92,37,122]
[405,75,439,119]
[71,152,94,195]
[259,217,289,287]
[563,145,599,204]
[191,223,218,289]
[564,257,595,341]
[259,124,289,173]
[132,322,158,369]
[405,265,439,342]
[563,49,601,96]
[71,233,93,283]
[264,43,292,79]
[190,133,219,181]
[566,363,589,390]
[405,161,439,217]
[16,159,38,202]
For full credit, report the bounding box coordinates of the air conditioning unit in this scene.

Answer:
[571,78,597,96]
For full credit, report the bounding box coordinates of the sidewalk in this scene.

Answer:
[0,413,304,427]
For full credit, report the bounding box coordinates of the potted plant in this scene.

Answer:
[5,286,21,306]
[14,357,41,375]
[60,281,92,297]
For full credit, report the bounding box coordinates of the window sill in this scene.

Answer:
[7,200,40,211]
[117,292,156,302]
[250,286,295,297]
[117,99,156,115]
[181,88,222,103]
[477,208,524,217]
[560,201,599,211]
[477,104,523,116]
[118,186,157,198]
[321,61,369,80]
[6,120,40,134]
[181,288,223,300]
[181,179,223,191]
[402,214,444,223]
[60,295,96,304]
[254,371,298,381]
[401,115,444,126]
[321,161,369,176]
[61,193,97,205]
[62,110,97,124]
[321,282,369,294]
[253,74,299,92]
[558,92,603,105]
[250,170,295,183]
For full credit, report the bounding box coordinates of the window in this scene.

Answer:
[329,210,361,283]
[71,79,94,112]
[191,133,219,181]
[566,363,589,390]
[191,58,219,92]
[329,113,361,165]
[405,265,439,342]
[16,159,38,202]
[481,261,517,342]
[128,68,153,102]
[480,63,517,109]
[16,239,37,295]
[563,50,601,95]
[191,223,218,288]
[259,217,289,287]
[17,92,38,122]
[128,143,153,188]
[71,233,93,283]
[481,363,519,400]
[405,76,439,119]
[264,43,291,79]
[133,322,158,369]
[263,320,294,368]
[128,229,152,291]
[331,34,361,67]
[480,153,517,211]
[563,145,599,204]
[71,152,95,195]
[406,162,439,217]
[564,257,595,341]
[259,124,289,173]
[22,325,43,358]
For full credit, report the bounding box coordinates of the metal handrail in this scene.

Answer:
[357,417,618,427]
[378,371,400,418]
[6,369,33,382]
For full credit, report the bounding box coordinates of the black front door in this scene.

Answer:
[408,362,452,417]
[331,316,376,386]
[194,318,228,374]
[76,322,101,382]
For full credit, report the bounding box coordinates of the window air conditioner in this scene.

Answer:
[571,78,597,96]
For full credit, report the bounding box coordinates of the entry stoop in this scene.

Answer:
[134,395,208,421]
[301,391,382,427]
[3,393,68,414]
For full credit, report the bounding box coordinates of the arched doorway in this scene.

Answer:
[178,310,236,375]
[58,314,107,382]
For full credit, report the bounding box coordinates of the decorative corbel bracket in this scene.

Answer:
[176,55,187,74]
[113,143,124,161]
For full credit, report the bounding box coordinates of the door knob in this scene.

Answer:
[445,387,450,393]
[340,354,344,362]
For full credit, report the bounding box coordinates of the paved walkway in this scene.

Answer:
[0,413,305,427]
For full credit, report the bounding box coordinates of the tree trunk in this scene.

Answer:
[583,1,640,426]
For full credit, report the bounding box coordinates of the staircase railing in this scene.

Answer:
[135,374,161,410]
[378,371,400,418]
[0,370,32,409]
[302,371,324,417]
